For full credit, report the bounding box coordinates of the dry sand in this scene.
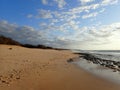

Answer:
[0,44,120,90]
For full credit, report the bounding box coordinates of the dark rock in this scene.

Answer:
[67,59,73,63]
[9,48,12,50]
[79,53,120,72]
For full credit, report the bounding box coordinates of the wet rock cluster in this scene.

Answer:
[80,53,120,72]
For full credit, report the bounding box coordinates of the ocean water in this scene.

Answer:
[72,50,120,84]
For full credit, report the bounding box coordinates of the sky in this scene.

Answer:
[0,0,120,50]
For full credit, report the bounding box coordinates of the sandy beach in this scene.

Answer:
[0,45,120,90]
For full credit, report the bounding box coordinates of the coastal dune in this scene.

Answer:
[0,45,120,90]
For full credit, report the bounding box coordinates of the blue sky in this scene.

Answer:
[0,0,120,50]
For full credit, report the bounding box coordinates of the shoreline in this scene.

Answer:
[0,45,120,90]
[73,52,120,84]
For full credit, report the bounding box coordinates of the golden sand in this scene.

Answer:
[0,45,120,90]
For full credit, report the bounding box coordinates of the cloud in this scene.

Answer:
[36,9,53,19]
[62,22,120,49]
[68,3,100,14]
[53,0,66,8]
[0,20,46,45]
[89,29,112,37]
[86,23,120,39]
[68,20,80,30]
[38,0,118,21]
[82,8,105,19]
[31,0,118,30]
[41,0,48,5]
[1,20,120,49]
[1,0,120,49]
[27,14,33,18]
[79,0,94,5]
[35,2,105,22]
[101,0,118,5]
[33,3,104,32]
[82,12,98,19]
[41,0,66,9]
[0,20,71,48]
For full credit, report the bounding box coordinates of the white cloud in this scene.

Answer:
[2,0,120,49]
[0,20,45,45]
[36,9,53,19]
[53,0,66,8]
[87,23,120,39]
[0,20,70,48]
[82,12,98,19]
[69,3,100,14]
[82,8,105,19]
[41,0,48,5]
[79,0,94,5]
[68,20,80,30]
[39,22,47,27]
[41,0,66,9]
[56,22,120,49]
[33,0,117,27]
[27,14,33,18]
[101,0,118,5]
[1,20,120,50]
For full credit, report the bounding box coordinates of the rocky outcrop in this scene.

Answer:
[80,53,120,72]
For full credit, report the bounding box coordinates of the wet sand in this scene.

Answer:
[0,45,120,90]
